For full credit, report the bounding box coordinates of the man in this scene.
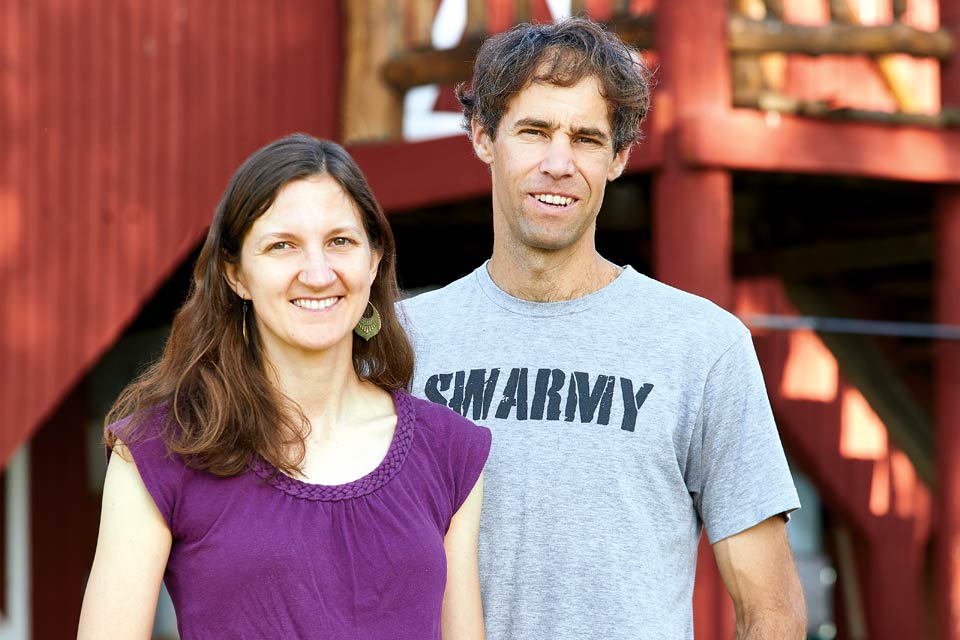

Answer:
[402,17,805,639]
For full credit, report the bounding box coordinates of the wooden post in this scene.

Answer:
[342,0,405,144]
[465,0,487,38]
[653,1,734,637]
[937,2,960,639]
[408,0,437,49]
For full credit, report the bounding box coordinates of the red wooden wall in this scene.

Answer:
[0,0,342,466]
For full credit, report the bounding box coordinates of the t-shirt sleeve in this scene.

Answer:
[687,331,800,543]
[106,413,184,532]
[444,412,492,520]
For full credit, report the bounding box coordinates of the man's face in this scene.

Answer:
[471,75,630,255]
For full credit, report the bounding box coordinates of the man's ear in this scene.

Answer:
[470,117,495,165]
[607,145,631,182]
[224,261,249,300]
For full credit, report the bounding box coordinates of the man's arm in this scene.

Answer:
[712,515,806,639]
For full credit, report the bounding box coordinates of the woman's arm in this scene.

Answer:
[78,442,173,640]
[441,473,485,640]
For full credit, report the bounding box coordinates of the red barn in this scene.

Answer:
[1,0,957,638]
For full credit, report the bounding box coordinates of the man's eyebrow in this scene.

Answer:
[571,127,609,141]
[512,117,555,130]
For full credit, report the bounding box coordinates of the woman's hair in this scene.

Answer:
[457,17,652,154]
[106,133,414,476]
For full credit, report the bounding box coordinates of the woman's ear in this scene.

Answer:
[369,249,382,284]
[224,262,249,300]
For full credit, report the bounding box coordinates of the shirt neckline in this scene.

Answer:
[474,260,638,317]
[250,388,416,502]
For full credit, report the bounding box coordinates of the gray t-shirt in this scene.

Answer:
[401,263,800,640]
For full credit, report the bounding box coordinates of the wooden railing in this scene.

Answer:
[342,0,959,144]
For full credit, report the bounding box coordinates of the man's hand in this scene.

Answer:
[712,516,806,639]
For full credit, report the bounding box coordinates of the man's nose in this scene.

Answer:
[539,137,575,179]
[298,249,337,288]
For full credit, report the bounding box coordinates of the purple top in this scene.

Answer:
[110,390,491,640]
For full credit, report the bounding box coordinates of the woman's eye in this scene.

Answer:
[270,241,292,251]
[330,237,353,247]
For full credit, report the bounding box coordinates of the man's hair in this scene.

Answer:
[457,16,652,154]
[105,133,413,477]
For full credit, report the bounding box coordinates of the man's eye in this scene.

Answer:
[520,129,545,137]
[577,137,601,145]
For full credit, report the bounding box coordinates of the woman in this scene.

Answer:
[78,134,490,639]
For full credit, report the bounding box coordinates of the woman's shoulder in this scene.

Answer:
[401,390,491,443]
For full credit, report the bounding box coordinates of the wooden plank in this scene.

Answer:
[383,13,654,91]
[465,0,487,37]
[728,15,956,60]
[385,14,954,92]
[936,188,960,640]
[679,109,960,183]
[342,0,404,143]
[408,0,436,49]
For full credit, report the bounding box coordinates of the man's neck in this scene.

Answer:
[487,242,622,302]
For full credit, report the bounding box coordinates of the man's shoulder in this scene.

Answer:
[620,269,748,339]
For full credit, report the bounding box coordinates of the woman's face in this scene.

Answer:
[226,175,381,364]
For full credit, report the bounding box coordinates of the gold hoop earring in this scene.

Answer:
[242,300,249,347]
[354,302,381,341]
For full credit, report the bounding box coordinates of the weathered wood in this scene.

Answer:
[408,0,437,49]
[465,0,487,37]
[515,0,532,24]
[893,0,908,20]
[382,39,482,91]
[828,0,857,24]
[876,54,927,113]
[732,90,960,126]
[680,109,960,183]
[763,0,785,20]
[731,0,787,96]
[611,0,632,16]
[342,0,405,143]
[384,13,954,92]
[383,13,654,91]
[785,283,935,486]
[729,15,956,60]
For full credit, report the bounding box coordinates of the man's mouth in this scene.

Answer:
[532,193,576,207]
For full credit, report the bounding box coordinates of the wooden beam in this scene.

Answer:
[385,14,954,92]
[828,0,857,24]
[382,13,654,91]
[408,0,437,49]
[728,15,956,60]
[763,0,785,21]
[784,283,934,486]
[732,91,960,125]
[936,188,960,640]
[342,0,405,143]
[679,109,960,183]
[465,0,487,37]
[382,39,481,91]
[934,2,960,635]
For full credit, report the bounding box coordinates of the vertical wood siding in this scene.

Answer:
[0,0,342,466]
